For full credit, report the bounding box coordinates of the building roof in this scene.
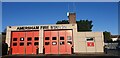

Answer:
[111,35,120,38]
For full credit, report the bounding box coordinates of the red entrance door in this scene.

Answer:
[50,31,59,54]
[26,31,33,54]
[11,31,39,55]
[33,31,39,54]
[59,30,66,54]
[11,32,19,54]
[66,30,73,54]
[19,32,26,54]
[44,30,73,54]
[44,31,51,54]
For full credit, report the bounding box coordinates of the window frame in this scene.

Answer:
[20,42,24,46]
[52,37,57,40]
[13,43,17,46]
[20,37,24,41]
[45,42,50,45]
[86,37,95,42]
[52,41,57,45]
[34,37,39,41]
[45,37,49,40]
[60,37,64,40]
[34,42,39,46]
[27,42,32,46]
[13,38,17,41]
[27,37,32,41]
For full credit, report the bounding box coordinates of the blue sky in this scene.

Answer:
[2,2,118,35]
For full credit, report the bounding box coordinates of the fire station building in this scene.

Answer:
[5,12,104,55]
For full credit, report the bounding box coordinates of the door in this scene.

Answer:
[26,31,39,54]
[44,30,73,54]
[11,32,19,54]
[19,32,26,54]
[51,31,58,54]
[66,30,73,54]
[59,30,66,54]
[33,31,39,54]
[44,31,51,54]
[26,31,33,54]
[11,31,39,54]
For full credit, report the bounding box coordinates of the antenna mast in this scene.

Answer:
[73,2,76,12]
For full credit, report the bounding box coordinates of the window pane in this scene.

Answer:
[45,37,49,40]
[27,42,32,46]
[27,37,32,41]
[67,41,72,45]
[60,41,64,45]
[52,42,57,45]
[20,37,24,41]
[52,37,56,40]
[86,37,94,41]
[20,42,24,46]
[45,42,49,45]
[13,43,17,46]
[67,36,72,40]
[34,42,39,46]
[60,37,64,40]
[13,38,17,41]
[34,37,39,41]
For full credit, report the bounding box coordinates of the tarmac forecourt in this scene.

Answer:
[1,54,120,58]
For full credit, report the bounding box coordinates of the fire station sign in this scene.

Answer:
[17,26,39,30]
[17,25,67,30]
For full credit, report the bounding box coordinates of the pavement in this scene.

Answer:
[2,50,120,58]
[1,54,120,58]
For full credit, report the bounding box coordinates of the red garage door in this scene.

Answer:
[11,32,19,54]
[11,31,39,55]
[44,30,73,54]
[51,31,59,54]
[44,31,51,54]
[59,30,66,54]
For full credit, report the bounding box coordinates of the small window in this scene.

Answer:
[34,37,39,41]
[67,36,72,40]
[60,37,64,40]
[60,41,64,45]
[52,42,57,45]
[67,41,72,45]
[20,37,24,41]
[20,42,24,46]
[13,38,17,41]
[86,37,94,41]
[27,37,32,41]
[45,37,49,40]
[45,42,49,45]
[13,43,17,46]
[34,42,39,46]
[27,42,32,46]
[52,37,56,40]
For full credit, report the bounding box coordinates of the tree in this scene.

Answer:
[56,20,69,24]
[56,20,93,32]
[103,31,112,42]
[76,20,93,32]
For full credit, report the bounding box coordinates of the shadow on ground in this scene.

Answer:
[2,54,120,58]
[2,50,120,58]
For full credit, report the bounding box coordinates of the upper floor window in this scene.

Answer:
[86,37,94,41]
